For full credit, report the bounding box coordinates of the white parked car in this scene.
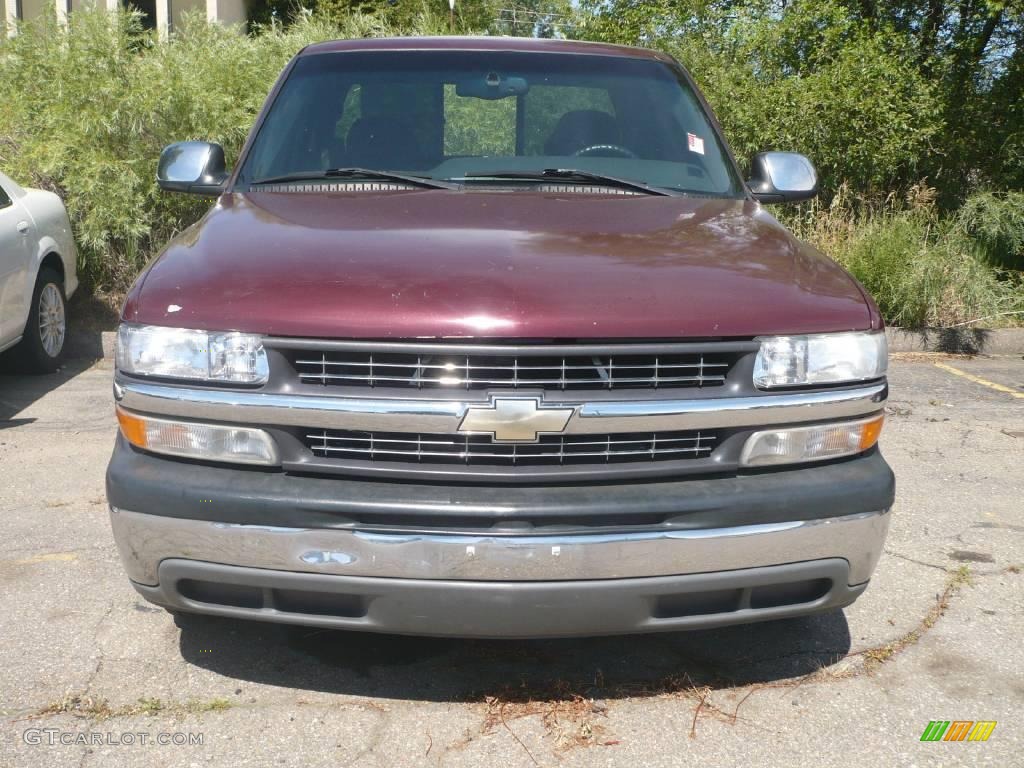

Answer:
[0,171,78,372]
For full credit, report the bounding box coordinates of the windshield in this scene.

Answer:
[239,50,743,197]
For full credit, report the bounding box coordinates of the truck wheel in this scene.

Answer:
[14,268,67,373]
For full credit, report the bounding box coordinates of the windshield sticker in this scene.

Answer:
[688,133,705,155]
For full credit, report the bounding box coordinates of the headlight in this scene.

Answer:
[116,324,269,384]
[740,415,884,467]
[753,331,886,388]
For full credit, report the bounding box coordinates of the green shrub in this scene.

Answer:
[954,192,1024,271]
[801,198,1024,328]
[0,7,440,292]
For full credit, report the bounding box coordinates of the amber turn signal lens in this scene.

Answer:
[740,413,886,467]
[114,405,279,465]
[116,406,149,448]
[858,414,885,450]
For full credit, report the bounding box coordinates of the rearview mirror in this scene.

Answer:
[157,141,229,196]
[746,152,818,204]
[455,73,529,100]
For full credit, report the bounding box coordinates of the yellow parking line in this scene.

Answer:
[10,552,78,566]
[933,361,1024,398]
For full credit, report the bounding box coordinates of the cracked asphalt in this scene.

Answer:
[0,354,1021,767]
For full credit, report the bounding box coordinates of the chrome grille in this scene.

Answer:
[305,429,717,466]
[293,351,732,390]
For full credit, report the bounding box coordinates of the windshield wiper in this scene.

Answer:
[251,168,457,190]
[463,168,677,196]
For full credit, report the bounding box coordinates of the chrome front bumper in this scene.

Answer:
[111,506,890,587]
[114,379,887,435]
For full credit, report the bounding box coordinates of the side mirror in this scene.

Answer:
[157,141,229,196]
[746,152,818,204]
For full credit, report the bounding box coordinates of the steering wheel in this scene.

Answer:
[573,144,638,159]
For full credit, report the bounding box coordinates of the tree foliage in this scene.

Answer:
[578,0,1024,203]
[248,0,573,35]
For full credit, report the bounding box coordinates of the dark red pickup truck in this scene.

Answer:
[106,37,893,638]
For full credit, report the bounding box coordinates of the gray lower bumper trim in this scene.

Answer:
[136,558,866,638]
[110,506,890,586]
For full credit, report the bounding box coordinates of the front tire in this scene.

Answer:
[15,268,67,373]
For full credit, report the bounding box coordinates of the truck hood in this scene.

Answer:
[126,190,875,338]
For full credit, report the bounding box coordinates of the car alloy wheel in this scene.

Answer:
[38,282,66,358]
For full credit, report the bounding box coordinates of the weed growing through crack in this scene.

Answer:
[470,565,976,759]
[857,565,971,670]
[34,693,233,721]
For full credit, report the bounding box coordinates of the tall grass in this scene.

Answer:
[785,185,1024,328]
[954,192,1024,271]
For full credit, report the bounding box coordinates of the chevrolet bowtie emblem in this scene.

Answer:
[458,397,574,443]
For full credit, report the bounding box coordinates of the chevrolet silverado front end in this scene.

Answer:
[106,37,894,638]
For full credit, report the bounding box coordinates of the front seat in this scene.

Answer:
[345,115,427,170]
[543,110,621,156]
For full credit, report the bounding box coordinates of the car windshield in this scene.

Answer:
[238,49,743,197]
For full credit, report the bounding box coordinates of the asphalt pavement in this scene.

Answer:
[0,353,1021,767]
